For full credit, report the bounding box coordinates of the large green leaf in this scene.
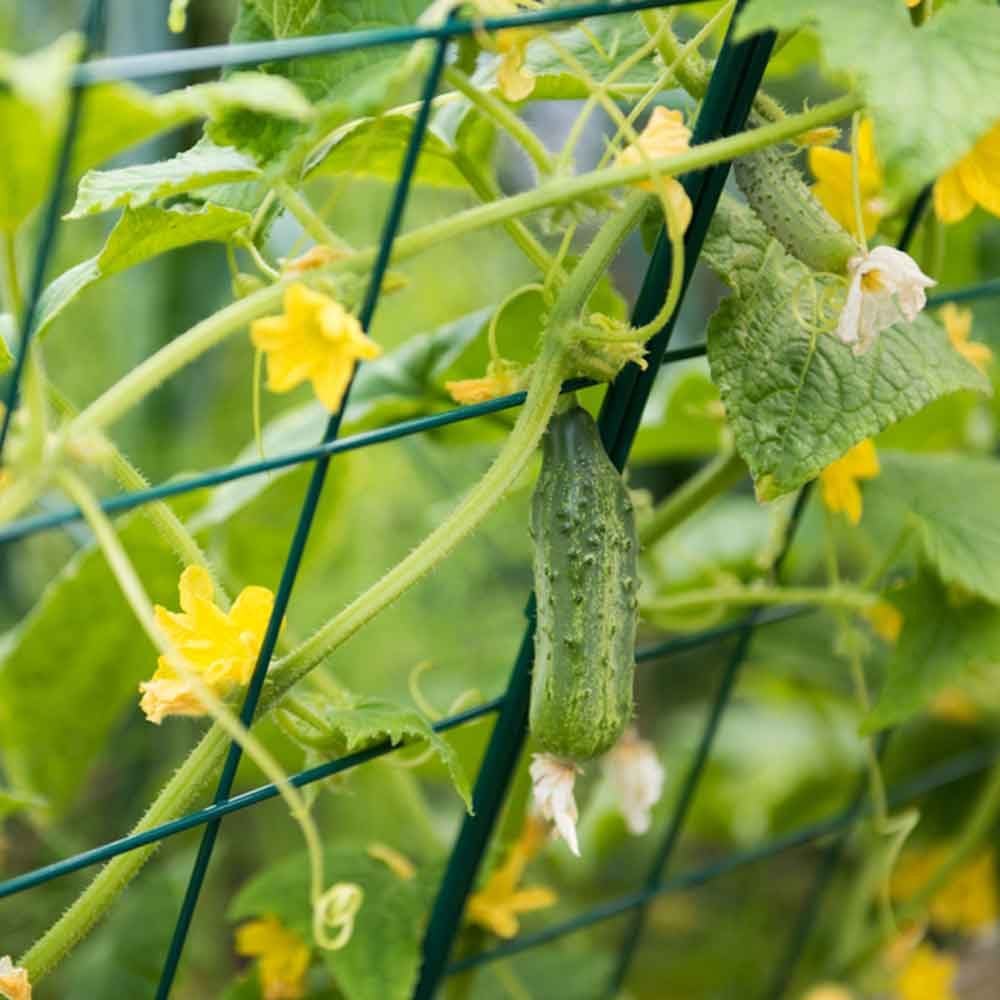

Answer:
[738,0,1000,197]
[866,573,1000,732]
[703,199,990,499]
[864,451,1000,605]
[230,846,438,1000]
[37,202,250,337]
[0,515,179,816]
[308,115,467,188]
[67,141,260,218]
[218,0,428,162]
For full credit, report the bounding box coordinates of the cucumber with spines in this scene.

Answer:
[734,143,858,274]
[530,404,637,760]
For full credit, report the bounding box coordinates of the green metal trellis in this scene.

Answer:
[2,1,999,997]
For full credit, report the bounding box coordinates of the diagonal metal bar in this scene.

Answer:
[415,9,776,997]
[0,0,105,460]
[444,743,1000,975]
[153,30,456,998]
[75,0,702,86]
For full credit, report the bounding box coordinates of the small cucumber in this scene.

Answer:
[734,143,858,274]
[530,404,637,760]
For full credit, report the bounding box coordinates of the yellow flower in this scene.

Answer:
[862,600,903,642]
[941,303,992,372]
[933,121,1000,224]
[616,107,693,233]
[809,118,886,239]
[250,283,380,412]
[819,439,879,526]
[235,915,310,1000]
[445,358,523,405]
[0,957,30,1000]
[139,566,274,724]
[496,29,536,102]
[930,687,980,725]
[466,815,557,938]
[894,943,958,1000]
[893,846,998,934]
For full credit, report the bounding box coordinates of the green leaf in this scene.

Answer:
[37,202,251,337]
[0,515,180,816]
[521,14,662,100]
[738,0,1000,196]
[218,0,427,161]
[866,573,1000,732]
[230,846,438,1000]
[308,115,467,188]
[67,141,260,218]
[283,693,471,811]
[171,72,314,123]
[703,200,990,500]
[864,451,1000,604]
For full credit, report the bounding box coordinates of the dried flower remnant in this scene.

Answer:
[530,753,582,856]
[603,726,665,835]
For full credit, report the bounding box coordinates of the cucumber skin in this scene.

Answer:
[530,406,637,760]
[734,144,858,274]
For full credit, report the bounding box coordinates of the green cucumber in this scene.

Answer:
[530,404,637,760]
[734,142,858,274]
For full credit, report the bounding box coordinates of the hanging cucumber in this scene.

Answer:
[733,143,858,274]
[530,403,637,760]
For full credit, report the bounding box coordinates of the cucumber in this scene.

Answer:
[734,143,858,274]
[530,404,637,760]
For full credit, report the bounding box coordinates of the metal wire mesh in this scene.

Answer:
[2,1,999,997]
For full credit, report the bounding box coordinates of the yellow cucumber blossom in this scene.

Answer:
[466,815,556,938]
[941,303,992,372]
[801,987,853,1000]
[445,358,525,404]
[792,125,841,149]
[933,121,1000,224]
[496,28,537,102]
[862,600,903,643]
[602,726,665,835]
[616,107,693,233]
[835,246,935,355]
[529,753,581,856]
[235,915,310,1000]
[0,957,30,1000]
[139,565,274,724]
[809,118,887,239]
[251,282,380,412]
[892,846,998,934]
[893,943,958,1000]
[819,439,879,526]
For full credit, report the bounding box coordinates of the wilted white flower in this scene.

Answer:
[530,753,581,856]
[0,956,31,1000]
[835,246,935,355]
[603,727,665,835]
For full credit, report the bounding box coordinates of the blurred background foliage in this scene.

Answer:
[1,2,1000,998]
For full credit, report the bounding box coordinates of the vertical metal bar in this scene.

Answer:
[154,32,454,997]
[416,8,775,996]
[0,0,105,459]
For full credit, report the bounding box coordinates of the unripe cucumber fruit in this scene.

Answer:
[530,404,637,760]
[734,143,858,274]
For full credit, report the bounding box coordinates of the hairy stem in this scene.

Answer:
[643,583,876,616]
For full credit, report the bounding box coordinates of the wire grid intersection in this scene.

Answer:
[1,2,998,997]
